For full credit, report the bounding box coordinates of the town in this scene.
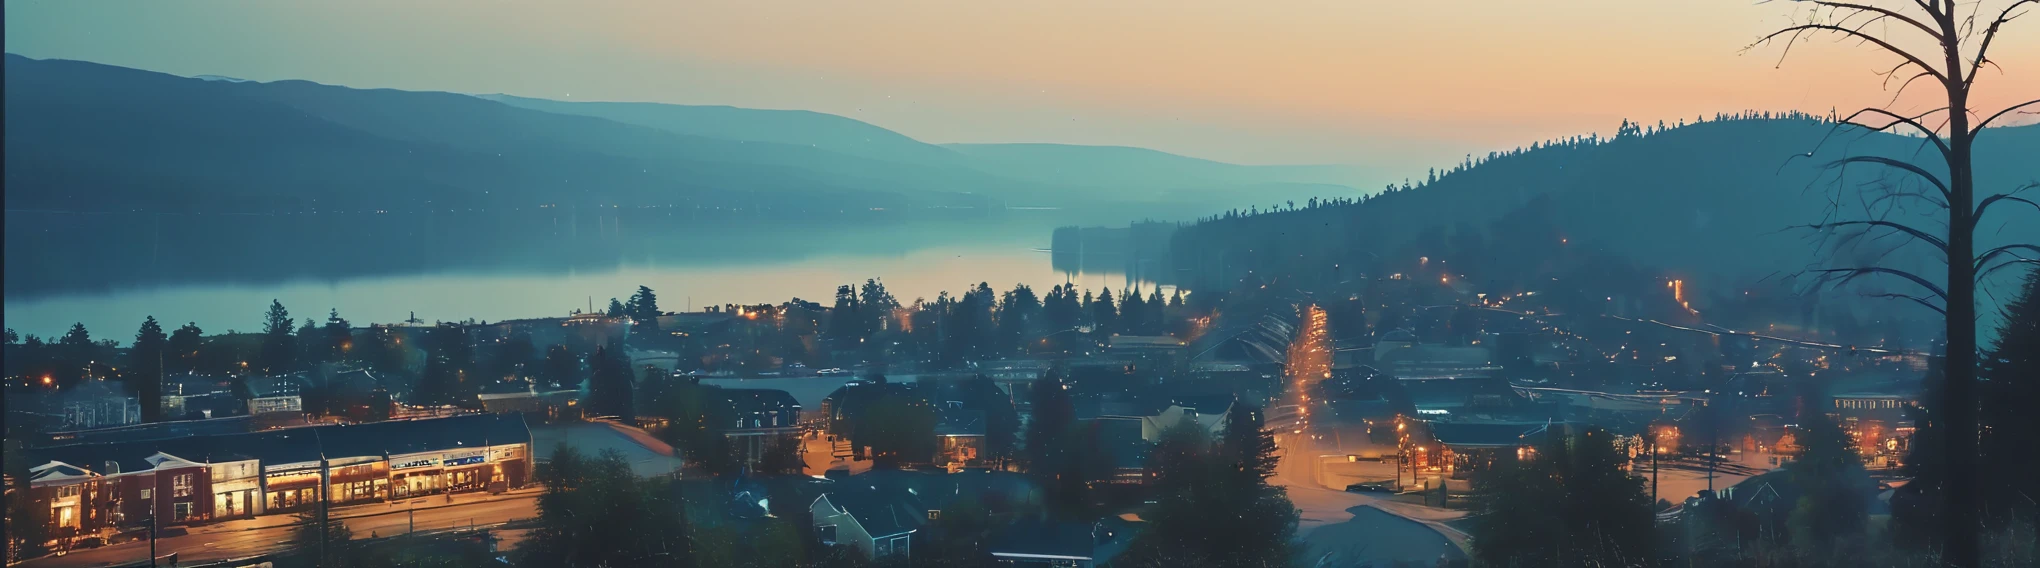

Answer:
[10,249,2032,567]
[7,1,2039,567]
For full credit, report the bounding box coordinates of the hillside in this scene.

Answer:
[1,54,996,214]
[946,143,1372,198]
[480,94,968,168]
[1169,118,2040,323]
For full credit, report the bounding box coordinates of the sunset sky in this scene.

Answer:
[8,0,2036,170]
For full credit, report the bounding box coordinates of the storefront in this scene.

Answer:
[263,467,322,512]
[442,451,490,493]
[210,459,262,520]
[389,454,443,499]
[325,460,390,505]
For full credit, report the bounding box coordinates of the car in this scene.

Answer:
[1345,482,1394,493]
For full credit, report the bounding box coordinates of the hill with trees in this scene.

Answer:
[1169,115,2040,331]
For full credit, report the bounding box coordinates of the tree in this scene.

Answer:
[587,342,636,421]
[626,286,661,330]
[1024,368,1076,474]
[292,506,354,566]
[414,323,475,406]
[541,344,581,389]
[56,322,96,387]
[1978,268,2040,524]
[1120,414,1297,567]
[1469,427,1655,567]
[322,309,352,363]
[1220,404,1278,484]
[169,322,204,374]
[259,299,296,373]
[1750,4,2039,563]
[296,317,324,367]
[522,446,692,567]
[606,298,626,318]
[1787,411,1872,564]
[1091,287,1118,337]
[131,316,168,422]
[857,393,937,468]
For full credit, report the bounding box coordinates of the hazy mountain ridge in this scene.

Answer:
[5,53,962,214]
[3,54,1375,216]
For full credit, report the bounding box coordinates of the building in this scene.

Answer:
[934,408,986,468]
[54,380,140,430]
[19,414,535,542]
[812,489,924,561]
[722,388,802,467]
[244,376,305,415]
[1105,335,1186,359]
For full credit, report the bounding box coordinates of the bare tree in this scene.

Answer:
[1748,1,2039,566]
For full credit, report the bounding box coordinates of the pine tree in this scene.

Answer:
[259,299,296,373]
[131,316,168,422]
[1092,287,1117,336]
[322,309,352,363]
[1979,269,2040,525]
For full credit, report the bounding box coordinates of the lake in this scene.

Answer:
[2,207,1174,341]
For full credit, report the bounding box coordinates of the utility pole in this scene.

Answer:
[318,457,331,565]
[147,511,157,568]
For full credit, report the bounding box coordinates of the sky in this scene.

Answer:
[6,0,2036,169]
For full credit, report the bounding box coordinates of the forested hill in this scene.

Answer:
[1169,116,2040,320]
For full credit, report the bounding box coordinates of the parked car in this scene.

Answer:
[1345,482,1394,493]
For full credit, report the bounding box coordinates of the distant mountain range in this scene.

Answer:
[2,54,1371,216]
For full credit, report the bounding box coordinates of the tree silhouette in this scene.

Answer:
[131,316,168,422]
[259,299,295,373]
[1749,4,2039,563]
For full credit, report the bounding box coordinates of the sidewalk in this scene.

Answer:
[178,487,545,536]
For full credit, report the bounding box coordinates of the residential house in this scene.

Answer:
[812,488,924,561]
[722,388,802,468]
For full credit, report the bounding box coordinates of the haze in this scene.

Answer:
[9,0,2035,168]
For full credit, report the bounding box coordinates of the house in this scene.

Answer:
[1428,421,1559,477]
[723,388,803,467]
[935,408,986,467]
[27,462,102,538]
[812,489,924,561]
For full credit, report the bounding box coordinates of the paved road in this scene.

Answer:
[20,491,540,568]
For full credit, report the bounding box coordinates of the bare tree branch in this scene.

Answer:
[1974,244,2040,272]
[1866,292,1948,314]
[1975,187,2040,224]
[1966,0,2038,89]
[1748,24,1949,84]
[1978,258,2040,281]
[1826,155,1952,200]
[1840,106,1953,155]
[1974,99,2040,133]
[1797,219,1950,254]
[1812,266,1950,300]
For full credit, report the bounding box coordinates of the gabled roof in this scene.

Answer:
[29,461,99,486]
[817,489,924,539]
[727,388,801,414]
